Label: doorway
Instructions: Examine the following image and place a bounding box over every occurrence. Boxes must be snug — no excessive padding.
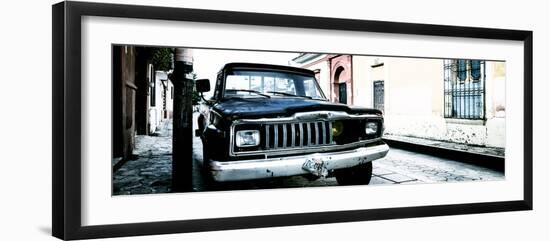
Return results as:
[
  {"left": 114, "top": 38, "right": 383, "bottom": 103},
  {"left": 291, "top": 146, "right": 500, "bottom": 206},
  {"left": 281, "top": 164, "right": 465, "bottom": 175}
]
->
[
  {"left": 338, "top": 83, "right": 347, "bottom": 104},
  {"left": 373, "top": 80, "right": 384, "bottom": 112}
]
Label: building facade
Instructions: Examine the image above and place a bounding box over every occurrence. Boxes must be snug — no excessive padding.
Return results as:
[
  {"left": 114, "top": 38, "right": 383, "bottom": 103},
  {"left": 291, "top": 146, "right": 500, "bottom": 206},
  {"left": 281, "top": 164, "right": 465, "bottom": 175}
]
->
[
  {"left": 292, "top": 54, "right": 506, "bottom": 148},
  {"left": 148, "top": 70, "right": 174, "bottom": 134},
  {"left": 112, "top": 45, "right": 137, "bottom": 160},
  {"left": 112, "top": 46, "right": 175, "bottom": 162}
]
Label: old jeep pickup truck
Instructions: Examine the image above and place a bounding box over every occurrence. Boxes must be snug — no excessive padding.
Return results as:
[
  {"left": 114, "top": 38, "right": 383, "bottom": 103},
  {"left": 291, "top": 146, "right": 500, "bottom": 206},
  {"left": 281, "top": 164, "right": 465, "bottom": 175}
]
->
[{"left": 195, "top": 62, "right": 389, "bottom": 185}]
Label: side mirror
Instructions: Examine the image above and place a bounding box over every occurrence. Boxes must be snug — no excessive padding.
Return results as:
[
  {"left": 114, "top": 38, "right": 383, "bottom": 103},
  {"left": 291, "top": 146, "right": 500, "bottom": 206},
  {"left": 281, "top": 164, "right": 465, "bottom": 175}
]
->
[{"left": 195, "top": 79, "right": 210, "bottom": 92}]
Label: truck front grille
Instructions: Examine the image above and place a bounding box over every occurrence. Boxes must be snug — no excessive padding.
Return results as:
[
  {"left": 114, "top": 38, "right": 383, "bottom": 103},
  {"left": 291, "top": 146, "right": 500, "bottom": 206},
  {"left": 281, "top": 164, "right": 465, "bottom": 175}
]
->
[{"left": 264, "top": 121, "right": 333, "bottom": 150}]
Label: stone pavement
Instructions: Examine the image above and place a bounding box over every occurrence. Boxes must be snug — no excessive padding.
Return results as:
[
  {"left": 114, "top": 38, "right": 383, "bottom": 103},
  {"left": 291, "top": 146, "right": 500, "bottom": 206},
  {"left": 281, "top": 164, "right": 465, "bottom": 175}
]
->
[
  {"left": 112, "top": 116, "right": 504, "bottom": 195},
  {"left": 383, "top": 134, "right": 505, "bottom": 157},
  {"left": 372, "top": 149, "right": 503, "bottom": 185},
  {"left": 112, "top": 121, "right": 173, "bottom": 195}
]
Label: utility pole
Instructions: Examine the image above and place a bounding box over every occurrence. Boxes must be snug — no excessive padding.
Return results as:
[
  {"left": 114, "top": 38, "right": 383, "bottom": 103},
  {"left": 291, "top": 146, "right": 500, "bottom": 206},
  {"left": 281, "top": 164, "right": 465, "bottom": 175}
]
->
[{"left": 171, "top": 48, "right": 194, "bottom": 192}]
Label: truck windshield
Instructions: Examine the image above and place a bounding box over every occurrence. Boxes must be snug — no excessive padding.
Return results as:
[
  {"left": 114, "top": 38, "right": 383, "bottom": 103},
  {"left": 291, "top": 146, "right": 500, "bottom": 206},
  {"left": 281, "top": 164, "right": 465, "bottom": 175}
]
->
[{"left": 224, "top": 70, "right": 326, "bottom": 100}]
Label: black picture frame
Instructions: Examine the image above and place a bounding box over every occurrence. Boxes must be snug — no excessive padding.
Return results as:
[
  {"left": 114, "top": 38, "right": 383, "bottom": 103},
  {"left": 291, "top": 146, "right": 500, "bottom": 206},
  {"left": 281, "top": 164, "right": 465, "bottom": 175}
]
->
[{"left": 52, "top": 1, "right": 533, "bottom": 240}]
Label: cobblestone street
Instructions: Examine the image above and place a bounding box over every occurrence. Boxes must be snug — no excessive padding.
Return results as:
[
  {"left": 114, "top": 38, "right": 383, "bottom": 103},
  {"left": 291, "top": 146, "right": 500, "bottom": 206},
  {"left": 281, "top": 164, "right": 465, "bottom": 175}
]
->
[
  {"left": 113, "top": 117, "right": 504, "bottom": 195},
  {"left": 113, "top": 121, "right": 173, "bottom": 195}
]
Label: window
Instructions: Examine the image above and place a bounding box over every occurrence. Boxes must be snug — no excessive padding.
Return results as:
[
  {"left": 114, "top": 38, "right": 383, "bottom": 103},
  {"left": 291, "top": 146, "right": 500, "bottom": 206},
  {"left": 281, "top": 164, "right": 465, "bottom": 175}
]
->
[
  {"left": 225, "top": 75, "right": 298, "bottom": 96},
  {"left": 373, "top": 80, "right": 384, "bottom": 112},
  {"left": 303, "top": 79, "right": 323, "bottom": 98},
  {"left": 444, "top": 59, "right": 485, "bottom": 119},
  {"left": 223, "top": 70, "right": 325, "bottom": 99}
]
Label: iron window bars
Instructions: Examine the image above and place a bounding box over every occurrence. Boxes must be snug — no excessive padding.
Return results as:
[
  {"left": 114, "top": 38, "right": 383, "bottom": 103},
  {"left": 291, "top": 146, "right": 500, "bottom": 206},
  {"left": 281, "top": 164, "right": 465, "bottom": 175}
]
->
[{"left": 444, "top": 59, "right": 486, "bottom": 119}]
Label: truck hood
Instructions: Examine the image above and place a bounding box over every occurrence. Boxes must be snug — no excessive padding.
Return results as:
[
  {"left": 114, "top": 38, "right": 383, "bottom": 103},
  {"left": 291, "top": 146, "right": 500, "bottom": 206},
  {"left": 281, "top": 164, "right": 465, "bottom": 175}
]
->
[{"left": 212, "top": 97, "right": 382, "bottom": 119}]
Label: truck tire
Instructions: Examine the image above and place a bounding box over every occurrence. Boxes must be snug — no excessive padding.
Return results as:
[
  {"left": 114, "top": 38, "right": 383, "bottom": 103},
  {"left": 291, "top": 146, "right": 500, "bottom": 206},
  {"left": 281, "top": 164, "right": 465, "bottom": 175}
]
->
[
  {"left": 201, "top": 142, "right": 210, "bottom": 172},
  {"left": 200, "top": 143, "right": 226, "bottom": 191},
  {"left": 335, "top": 162, "right": 373, "bottom": 185}
]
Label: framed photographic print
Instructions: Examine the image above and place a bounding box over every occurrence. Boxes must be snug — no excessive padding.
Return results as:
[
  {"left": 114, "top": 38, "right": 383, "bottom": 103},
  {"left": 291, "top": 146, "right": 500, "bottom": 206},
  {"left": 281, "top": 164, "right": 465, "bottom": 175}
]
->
[{"left": 52, "top": 1, "right": 533, "bottom": 240}]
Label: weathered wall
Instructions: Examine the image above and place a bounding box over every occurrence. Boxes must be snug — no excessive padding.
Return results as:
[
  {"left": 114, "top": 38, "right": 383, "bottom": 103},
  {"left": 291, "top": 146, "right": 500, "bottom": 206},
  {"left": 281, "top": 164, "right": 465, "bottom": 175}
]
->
[
  {"left": 166, "top": 80, "right": 174, "bottom": 118},
  {"left": 329, "top": 55, "right": 353, "bottom": 104},
  {"left": 112, "top": 46, "right": 136, "bottom": 160},
  {"left": 381, "top": 59, "right": 506, "bottom": 148},
  {"left": 485, "top": 62, "right": 506, "bottom": 147},
  {"left": 149, "top": 70, "right": 167, "bottom": 134},
  {"left": 350, "top": 56, "right": 506, "bottom": 148},
  {"left": 294, "top": 54, "right": 506, "bottom": 148},
  {"left": 302, "top": 56, "right": 331, "bottom": 99},
  {"left": 351, "top": 56, "right": 376, "bottom": 108}
]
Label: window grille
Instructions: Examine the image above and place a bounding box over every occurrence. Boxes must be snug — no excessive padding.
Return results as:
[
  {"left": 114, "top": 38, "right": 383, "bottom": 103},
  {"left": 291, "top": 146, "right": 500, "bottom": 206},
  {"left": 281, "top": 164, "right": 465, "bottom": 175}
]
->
[{"left": 443, "top": 59, "right": 485, "bottom": 119}]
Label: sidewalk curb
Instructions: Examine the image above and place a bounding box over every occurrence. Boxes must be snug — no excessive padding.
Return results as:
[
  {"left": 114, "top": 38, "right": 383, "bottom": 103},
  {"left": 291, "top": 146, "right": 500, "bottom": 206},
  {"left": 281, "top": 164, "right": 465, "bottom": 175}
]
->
[{"left": 382, "top": 138, "right": 504, "bottom": 173}]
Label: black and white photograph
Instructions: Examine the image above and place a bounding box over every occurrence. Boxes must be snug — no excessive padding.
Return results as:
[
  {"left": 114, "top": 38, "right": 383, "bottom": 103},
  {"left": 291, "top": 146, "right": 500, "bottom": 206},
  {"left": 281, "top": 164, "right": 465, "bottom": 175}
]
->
[
  {"left": 2, "top": 0, "right": 547, "bottom": 240},
  {"left": 112, "top": 46, "right": 506, "bottom": 195},
  {"left": 40, "top": 1, "right": 537, "bottom": 240}
]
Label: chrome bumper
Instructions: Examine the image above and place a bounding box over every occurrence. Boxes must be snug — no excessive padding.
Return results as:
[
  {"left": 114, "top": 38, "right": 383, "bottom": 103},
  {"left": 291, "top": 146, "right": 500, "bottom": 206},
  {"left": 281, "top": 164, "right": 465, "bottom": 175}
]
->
[{"left": 209, "top": 143, "right": 389, "bottom": 182}]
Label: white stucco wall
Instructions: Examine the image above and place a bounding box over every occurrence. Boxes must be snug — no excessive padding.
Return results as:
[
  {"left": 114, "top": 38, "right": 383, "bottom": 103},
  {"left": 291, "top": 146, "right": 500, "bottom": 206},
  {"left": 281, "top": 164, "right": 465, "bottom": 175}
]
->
[
  {"left": 485, "top": 62, "right": 507, "bottom": 147},
  {"left": 166, "top": 81, "right": 174, "bottom": 117},
  {"left": 294, "top": 54, "right": 506, "bottom": 148},
  {"left": 351, "top": 56, "right": 375, "bottom": 108},
  {"left": 351, "top": 57, "right": 506, "bottom": 148},
  {"left": 317, "top": 65, "right": 332, "bottom": 98},
  {"left": 297, "top": 55, "right": 331, "bottom": 98},
  {"left": 149, "top": 71, "right": 168, "bottom": 133}
]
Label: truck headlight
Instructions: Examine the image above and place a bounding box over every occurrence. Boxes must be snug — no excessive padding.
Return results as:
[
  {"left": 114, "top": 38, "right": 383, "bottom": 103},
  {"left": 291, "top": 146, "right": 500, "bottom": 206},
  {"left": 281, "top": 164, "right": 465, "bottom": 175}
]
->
[
  {"left": 332, "top": 121, "right": 344, "bottom": 137},
  {"left": 365, "top": 122, "right": 379, "bottom": 135},
  {"left": 236, "top": 130, "right": 260, "bottom": 147}
]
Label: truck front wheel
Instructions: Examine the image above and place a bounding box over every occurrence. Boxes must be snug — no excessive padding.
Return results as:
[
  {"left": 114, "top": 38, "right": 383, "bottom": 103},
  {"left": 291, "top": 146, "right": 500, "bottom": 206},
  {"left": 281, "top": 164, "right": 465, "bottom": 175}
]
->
[{"left": 334, "top": 162, "right": 373, "bottom": 186}]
